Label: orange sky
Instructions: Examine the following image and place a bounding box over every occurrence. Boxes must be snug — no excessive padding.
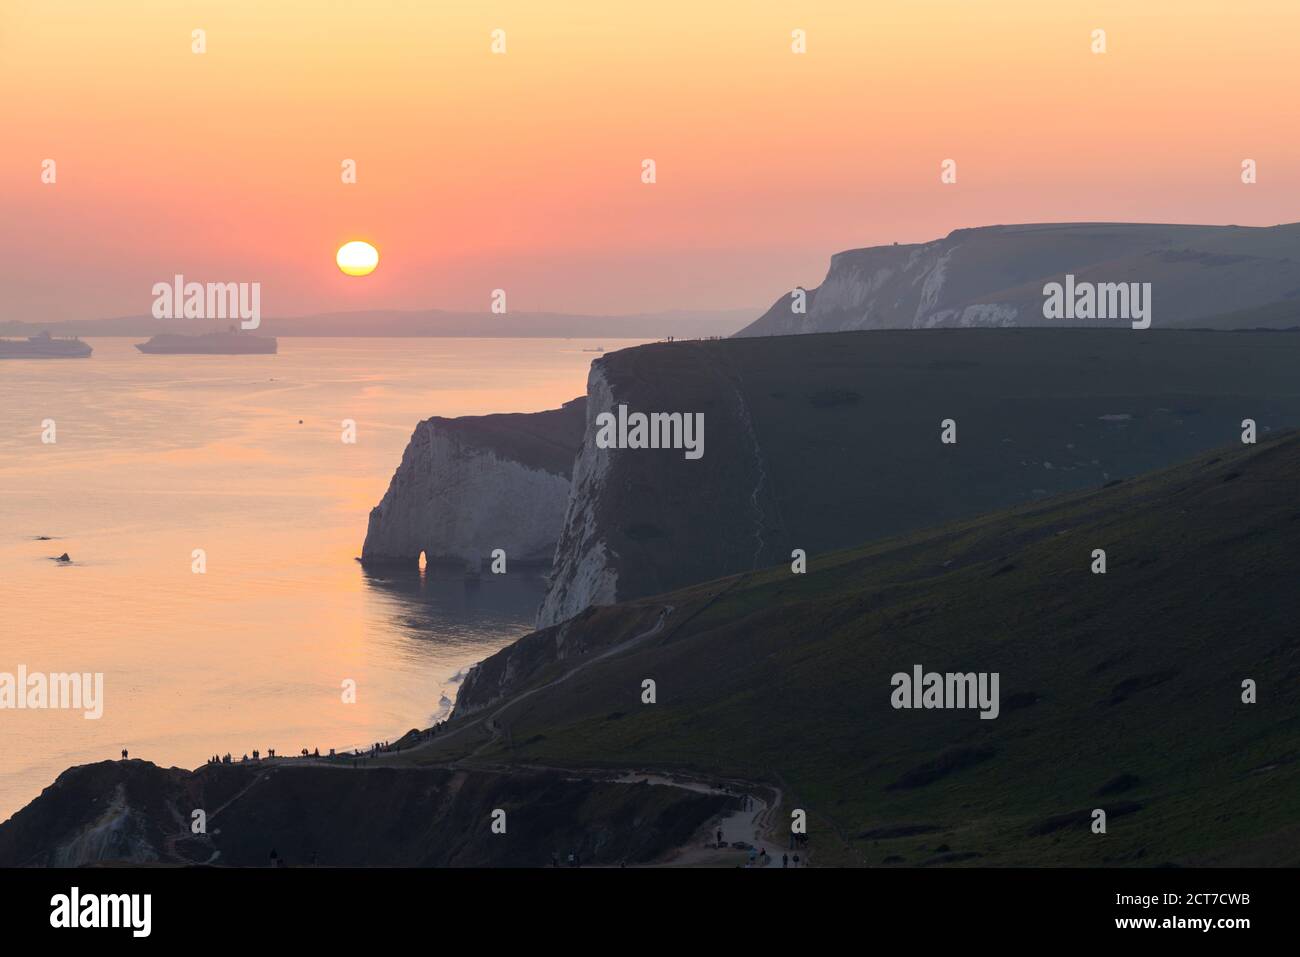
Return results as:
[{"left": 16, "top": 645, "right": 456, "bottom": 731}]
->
[{"left": 2, "top": 0, "right": 1298, "bottom": 321}]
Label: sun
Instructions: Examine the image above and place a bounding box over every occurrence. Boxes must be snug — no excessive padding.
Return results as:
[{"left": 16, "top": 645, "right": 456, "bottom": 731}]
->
[{"left": 336, "top": 240, "right": 379, "bottom": 277}]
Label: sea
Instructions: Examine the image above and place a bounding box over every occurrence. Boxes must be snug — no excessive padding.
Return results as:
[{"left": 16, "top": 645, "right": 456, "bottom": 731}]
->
[{"left": 0, "top": 337, "right": 638, "bottom": 820}]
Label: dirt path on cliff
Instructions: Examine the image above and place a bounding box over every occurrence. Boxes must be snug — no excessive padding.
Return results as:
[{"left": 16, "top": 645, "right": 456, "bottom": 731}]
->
[
  {"left": 469, "top": 602, "right": 675, "bottom": 757},
  {"left": 237, "top": 602, "right": 677, "bottom": 772},
  {"left": 195, "top": 597, "right": 807, "bottom": 866},
  {"left": 386, "top": 602, "right": 676, "bottom": 760},
  {"left": 214, "top": 598, "right": 668, "bottom": 772},
  {"left": 615, "top": 771, "right": 795, "bottom": 868},
  {"left": 386, "top": 574, "right": 742, "bottom": 765},
  {"left": 474, "top": 763, "right": 794, "bottom": 867}
]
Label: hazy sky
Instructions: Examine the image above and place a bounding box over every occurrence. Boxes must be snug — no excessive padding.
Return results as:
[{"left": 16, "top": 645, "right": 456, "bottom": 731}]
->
[{"left": 3, "top": 0, "right": 1297, "bottom": 321}]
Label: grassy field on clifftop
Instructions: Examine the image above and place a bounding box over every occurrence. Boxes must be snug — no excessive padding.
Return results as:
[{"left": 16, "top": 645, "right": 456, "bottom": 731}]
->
[
  {"left": 441, "top": 432, "right": 1300, "bottom": 867},
  {"left": 575, "top": 328, "right": 1300, "bottom": 614}
]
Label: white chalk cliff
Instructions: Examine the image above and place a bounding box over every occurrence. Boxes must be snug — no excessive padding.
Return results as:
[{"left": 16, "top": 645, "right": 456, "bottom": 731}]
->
[
  {"left": 362, "top": 399, "right": 586, "bottom": 568},
  {"left": 534, "top": 344, "right": 774, "bottom": 629},
  {"left": 736, "top": 221, "right": 1300, "bottom": 337},
  {"left": 535, "top": 365, "right": 620, "bottom": 626}
]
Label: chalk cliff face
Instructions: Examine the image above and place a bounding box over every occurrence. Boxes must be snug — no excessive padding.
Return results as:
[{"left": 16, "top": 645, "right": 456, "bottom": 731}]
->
[
  {"left": 362, "top": 398, "right": 586, "bottom": 568},
  {"left": 737, "top": 222, "right": 1300, "bottom": 337},
  {"left": 534, "top": 367, "right": 622, "bottom": 626},
  {"left": 537, "top": 328, "right": 1300, "bottom": 627},
  {"left": 536, "top": 348, "right": 778, "bottom": 628}
]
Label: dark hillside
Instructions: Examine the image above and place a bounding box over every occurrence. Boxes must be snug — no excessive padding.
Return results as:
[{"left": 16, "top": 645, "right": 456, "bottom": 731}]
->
[
  {"left": 468, "top": 432, "right": 1300, "bottom": 866},
  {"left": 543, "top": 327, "right": 1300, "bottom": 624}
]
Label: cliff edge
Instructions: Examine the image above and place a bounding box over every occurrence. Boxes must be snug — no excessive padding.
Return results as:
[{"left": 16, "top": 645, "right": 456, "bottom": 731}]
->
[
  {"left": 736, "top": 222, "right": 1300, "bottom": 337},
  {"left": 537, "top": 328, "right": 1300, "bottom": 627},
  {"left": 362, "top": 398, "right": 586, "bottom": 568}
]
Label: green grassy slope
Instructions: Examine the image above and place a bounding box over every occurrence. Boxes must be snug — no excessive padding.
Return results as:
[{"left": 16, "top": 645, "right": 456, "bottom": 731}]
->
[{"left": 451, "top": 432, "right": 1300, "bottom": 866}]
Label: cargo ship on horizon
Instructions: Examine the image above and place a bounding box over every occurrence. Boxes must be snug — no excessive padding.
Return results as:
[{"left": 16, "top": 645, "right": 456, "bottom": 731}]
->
[
  {"left": 0, "top": 331, "right": 92, "bottom": 359},
  {"left": 135, "top": 329, "right": 277, "bottom": 355}
]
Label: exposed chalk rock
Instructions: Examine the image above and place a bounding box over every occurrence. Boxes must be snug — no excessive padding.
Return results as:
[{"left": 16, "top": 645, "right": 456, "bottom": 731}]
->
[
  {"left": 737, "top": 221, "right": 1300, "bottom": 337},
  {"left": 536, "top": 345, "right": 772, "bottom": 628},
  {"left": 361, "top": 398, "right": 586, "bottom": 568},
  {"left": 537, "top": 329, "right": 1300, "bottom": 628},
  {"left": 535, "top": 366, "right": 622, "bottom": 626}
]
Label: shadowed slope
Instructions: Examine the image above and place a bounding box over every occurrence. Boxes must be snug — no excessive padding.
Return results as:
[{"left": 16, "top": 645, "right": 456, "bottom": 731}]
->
[{"left": 460, "top": 432, "right": 1300, "bottom": 866}]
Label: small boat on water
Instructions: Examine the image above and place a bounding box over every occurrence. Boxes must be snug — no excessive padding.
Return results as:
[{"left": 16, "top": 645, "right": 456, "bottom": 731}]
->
[
  {"left": 0, "top": 331, "right": 92, "bottom": 359},
  {"left": 136, "top": 328, "right": 277, "bottom": 355},
  {"left": 582, "top": 346, "right": 605, "bottom": 353}
]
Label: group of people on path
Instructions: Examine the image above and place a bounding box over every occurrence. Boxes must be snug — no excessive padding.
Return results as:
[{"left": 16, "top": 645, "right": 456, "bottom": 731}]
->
[
  {"left": 122, "top": 719, "right": 456, "bottom": 774},
  {"left": 744, "top": 846, "right": 802, "bottom": 868},
  {"left": 204, "top": 748, "right": 284, "bottom": 765},
  {"left": 715, "top": 792, "right": 808, "bottom": 867}
]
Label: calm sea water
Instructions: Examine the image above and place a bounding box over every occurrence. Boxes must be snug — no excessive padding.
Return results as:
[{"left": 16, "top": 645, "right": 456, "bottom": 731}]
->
[{"left": 0, "top": 337, "right": 636, "bottom": 820}]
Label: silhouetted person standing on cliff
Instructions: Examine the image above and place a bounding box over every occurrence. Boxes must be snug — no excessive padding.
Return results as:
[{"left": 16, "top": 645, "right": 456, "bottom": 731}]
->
[{"left": 120, "top": 749, "right": 128, "bottom": 760}]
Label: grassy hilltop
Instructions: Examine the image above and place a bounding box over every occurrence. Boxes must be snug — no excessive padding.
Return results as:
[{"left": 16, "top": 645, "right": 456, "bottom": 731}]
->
[
  {"left": 443, "top": 432, "right": 1300, "bottom": 866},
  {"left": 553, "top": 328, "right": 1300, "bottom": 617}
]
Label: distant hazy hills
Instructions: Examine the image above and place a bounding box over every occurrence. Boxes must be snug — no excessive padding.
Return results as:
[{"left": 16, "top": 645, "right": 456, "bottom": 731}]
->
[
  {"left": 16, "top": 222, "right": 1300, "bottom": 340},
  {"left": 0, "top": 308, "right": 754, "bottom": 339},
  {"left": 738, "top": 222, "right": 1300, "bottom": 336}
]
